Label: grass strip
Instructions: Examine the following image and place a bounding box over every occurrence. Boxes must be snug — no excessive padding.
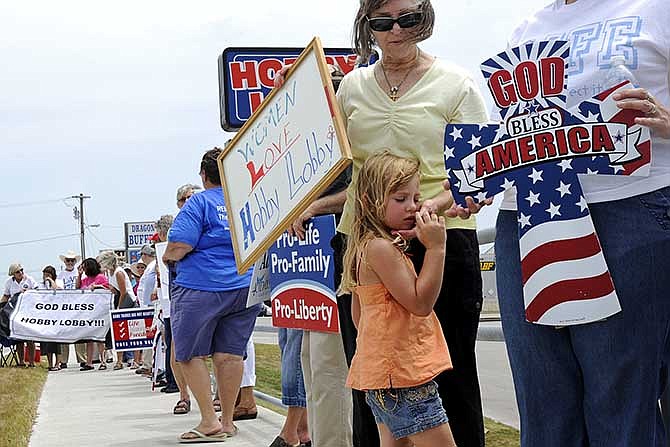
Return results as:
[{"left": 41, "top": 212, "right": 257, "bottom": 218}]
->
[
  {"left": 254, "top": 342, "right": 519, "bottom": 446},
  {"left": 0, "top": 362, "right": 48, "bottom": 447}
]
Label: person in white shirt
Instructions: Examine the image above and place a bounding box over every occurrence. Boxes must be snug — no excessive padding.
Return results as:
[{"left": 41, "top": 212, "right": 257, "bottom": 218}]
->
[
  {"left": 3, "top": 263, "right": 37, "bottom": 367},
  {"left": 57, "top": 250, "right": 82, "bottom": 368},
  {"left": 57, "top": 250, "right": 80, "bottom": 290}
]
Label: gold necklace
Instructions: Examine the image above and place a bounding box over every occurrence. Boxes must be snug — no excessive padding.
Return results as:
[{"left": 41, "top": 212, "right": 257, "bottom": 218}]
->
[{"left": 380, "top": 48, "right": 420, "bottom": 101}]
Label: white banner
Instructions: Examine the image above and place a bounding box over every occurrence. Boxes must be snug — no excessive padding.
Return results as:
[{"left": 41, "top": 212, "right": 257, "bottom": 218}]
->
[{"left": 9, "top": 290, "right": 113, "bottom": 343}]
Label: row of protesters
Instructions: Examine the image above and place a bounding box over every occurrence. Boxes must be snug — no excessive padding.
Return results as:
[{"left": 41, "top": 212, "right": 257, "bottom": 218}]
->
[
  {"left": 163, "top": 149, "right": 261, "bottom": 442},
  {"left": 273, "top": 2, "right": 487, "bottom": 445}
]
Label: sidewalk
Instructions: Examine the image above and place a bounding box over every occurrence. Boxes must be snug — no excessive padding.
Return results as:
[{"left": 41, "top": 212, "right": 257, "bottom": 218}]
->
[
  {"left": 29, "top": 321, "right": 519, "bottom": 446},
  {"left": 29, "top": 364, "right": 284, "bottom": 447}
]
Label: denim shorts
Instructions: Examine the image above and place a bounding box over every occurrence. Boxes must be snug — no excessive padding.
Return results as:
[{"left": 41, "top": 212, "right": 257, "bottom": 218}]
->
[
  {"left": 365, "top": 380, "right": 448, "bottom": 439},
  {"left": 278, "top": 328, "right": 306, "bottom": 407},
  {"left": 170, "top": 285, "right": 260, "bottom": 362}
]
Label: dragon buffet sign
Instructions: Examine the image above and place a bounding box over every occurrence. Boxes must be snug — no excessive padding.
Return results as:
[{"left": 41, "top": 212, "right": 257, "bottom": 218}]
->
[{"left": 445, "top": 40, "right": 651, "bottom": 326}]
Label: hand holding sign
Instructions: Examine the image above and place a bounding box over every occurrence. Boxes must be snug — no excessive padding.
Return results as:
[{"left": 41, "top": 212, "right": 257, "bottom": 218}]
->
[
  {"left": 613, "top": 88, "right": 670, "bottom": 139},
  {"left": 445, "top": 40, "right": 652, "bottom": 326}
]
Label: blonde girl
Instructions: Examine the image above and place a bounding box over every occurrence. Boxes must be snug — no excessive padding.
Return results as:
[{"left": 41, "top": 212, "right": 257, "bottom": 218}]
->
[{"left": 341, "top": 151, "right": 455, "bottom": 447}]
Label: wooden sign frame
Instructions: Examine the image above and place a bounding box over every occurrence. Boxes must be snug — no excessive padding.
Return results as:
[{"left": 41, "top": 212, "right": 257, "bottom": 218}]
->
[{"left": 217, "top": 36, "right": 352, "bottom": 274}]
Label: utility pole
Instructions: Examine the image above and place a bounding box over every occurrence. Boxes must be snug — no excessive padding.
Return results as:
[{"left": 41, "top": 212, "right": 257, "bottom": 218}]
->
[{"left": 71, "top": 193, "right": 91, "bottom": 258}]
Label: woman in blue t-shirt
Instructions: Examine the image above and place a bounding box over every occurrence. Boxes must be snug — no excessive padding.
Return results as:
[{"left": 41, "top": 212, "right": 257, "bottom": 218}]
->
[{"left": 163, "top": 148, "right": 259, "bottom": 443}]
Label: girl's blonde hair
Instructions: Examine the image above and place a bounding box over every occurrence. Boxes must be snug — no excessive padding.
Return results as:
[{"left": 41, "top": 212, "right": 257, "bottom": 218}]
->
[{"left": 339, "top": 150, "right": 420, "bottom": 294}]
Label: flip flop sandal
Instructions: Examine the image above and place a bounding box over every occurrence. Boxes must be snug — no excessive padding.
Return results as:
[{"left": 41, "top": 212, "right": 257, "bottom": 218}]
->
[
  {"left": 233, "top": 406, "right": 258, "bottom": 421},
  {"left": 98, "top": 363, "right": 107, "bottom": 370},
  {"left": 173, "top": 399, "right": 191, "bottom": 415},
  {"left": 113, "top": 362, "right": 123, "bottom": 370},
  {"left": 178, "top": 428, "right": 227, "bottom": 443},
  {"left": 222, "top": 425, "right": 238, "bottom": 438},
  {"left": 269, "top": 436, "right": 301, "bottom": 447}
]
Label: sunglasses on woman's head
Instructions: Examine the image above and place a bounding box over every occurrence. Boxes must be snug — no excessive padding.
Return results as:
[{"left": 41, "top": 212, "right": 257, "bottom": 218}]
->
[{"left": 366, "top": 12, "right": 422, "bottom": 32}]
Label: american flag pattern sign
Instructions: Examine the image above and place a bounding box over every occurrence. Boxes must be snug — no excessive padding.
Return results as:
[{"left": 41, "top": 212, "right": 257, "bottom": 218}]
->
[{"left": 445, "top": 41, "right": 651, "bottom": 325}]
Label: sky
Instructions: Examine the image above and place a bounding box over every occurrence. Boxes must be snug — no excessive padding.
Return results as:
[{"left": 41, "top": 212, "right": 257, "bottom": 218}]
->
[{"left": 0, "top": 0, "right": 542, "bottom": 278}]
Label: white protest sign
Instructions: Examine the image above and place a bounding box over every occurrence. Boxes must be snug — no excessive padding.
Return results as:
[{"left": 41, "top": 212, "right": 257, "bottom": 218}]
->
[
  {"left": 154, "top": 241, "right": 171, "bottom": 315},
  {"left": 217, "top": 36, "right": 351, "bottom": 273},
  {"left": 10, "top": 290, "right": 113, "bottom": 342},
  {"left": 247, "top": 252, "right": 270, "bottom": 308}
]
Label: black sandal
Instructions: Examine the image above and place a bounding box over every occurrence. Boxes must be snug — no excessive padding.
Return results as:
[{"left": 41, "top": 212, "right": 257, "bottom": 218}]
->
[{"left": 173, "top": 399, "right": 191, "bottom": 415}]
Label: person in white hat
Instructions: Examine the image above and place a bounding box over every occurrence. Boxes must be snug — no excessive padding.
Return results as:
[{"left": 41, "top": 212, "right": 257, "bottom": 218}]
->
[
  {"left": 57, "top": 250, "right": 81, "bottom": 290},
  {"left": 57, "top": 250, "right": 83, "bottom": 368},
  {"left": 2, "top": 263, "right": 37, "bottom": 367}
]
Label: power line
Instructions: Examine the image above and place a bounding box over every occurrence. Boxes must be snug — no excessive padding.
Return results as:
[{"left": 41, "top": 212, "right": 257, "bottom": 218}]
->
[
  {"left": 0, "top": 197, "right": 71, "bottom": 209},
  {"left": 86, "top": 226, "right": 118, "bottom": 249},
  {"left": 0, "top": 233, "right": 79, "bottom": 248}
]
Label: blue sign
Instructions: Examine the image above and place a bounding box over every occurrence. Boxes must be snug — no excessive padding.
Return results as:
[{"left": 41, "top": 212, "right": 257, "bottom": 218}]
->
[
  {"left": 268, "top": 214, "right": 338, "bottom": 332},
  {"left": 218, "top": 46, "right": 377, "bottom": 131}
]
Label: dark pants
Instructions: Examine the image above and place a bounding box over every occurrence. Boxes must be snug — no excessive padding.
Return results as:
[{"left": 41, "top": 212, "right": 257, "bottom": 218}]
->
[
  {"left": 334, "top": 229, "right": 485, "bottom": 447},
  {"left": 410, "top": 229, "right": 485, "bottom": 447},
  {"left": 164, "top": 317, "right": 175, "bottom": 387},
  {"left": 332, "top": 233, "right": 379, "bottom": 447}
]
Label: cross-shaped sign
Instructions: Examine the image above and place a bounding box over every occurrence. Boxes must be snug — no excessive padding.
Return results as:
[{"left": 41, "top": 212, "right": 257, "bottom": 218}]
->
[{"left": 445, "top": 40, "right": 651, "bottom": 325}]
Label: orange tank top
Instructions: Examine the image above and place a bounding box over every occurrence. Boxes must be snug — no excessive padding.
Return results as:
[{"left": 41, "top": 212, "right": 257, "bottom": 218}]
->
[{"left": 346, "top": 253, "right": 452, "bottom": 391}]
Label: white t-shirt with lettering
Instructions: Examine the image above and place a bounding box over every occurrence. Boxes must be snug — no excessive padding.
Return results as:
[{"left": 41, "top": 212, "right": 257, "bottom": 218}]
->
[
  {"left": 501, "top": 0, "right": 670, "bottom": 210},
  {"left": 57, "top": 268, "right": 78, "bottom": 290}
]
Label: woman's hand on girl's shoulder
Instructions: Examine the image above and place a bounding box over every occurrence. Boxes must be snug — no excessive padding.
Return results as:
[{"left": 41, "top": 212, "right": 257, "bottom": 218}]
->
[{"left": 415, "top": 210, "right": 446, "bottom": 251}]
